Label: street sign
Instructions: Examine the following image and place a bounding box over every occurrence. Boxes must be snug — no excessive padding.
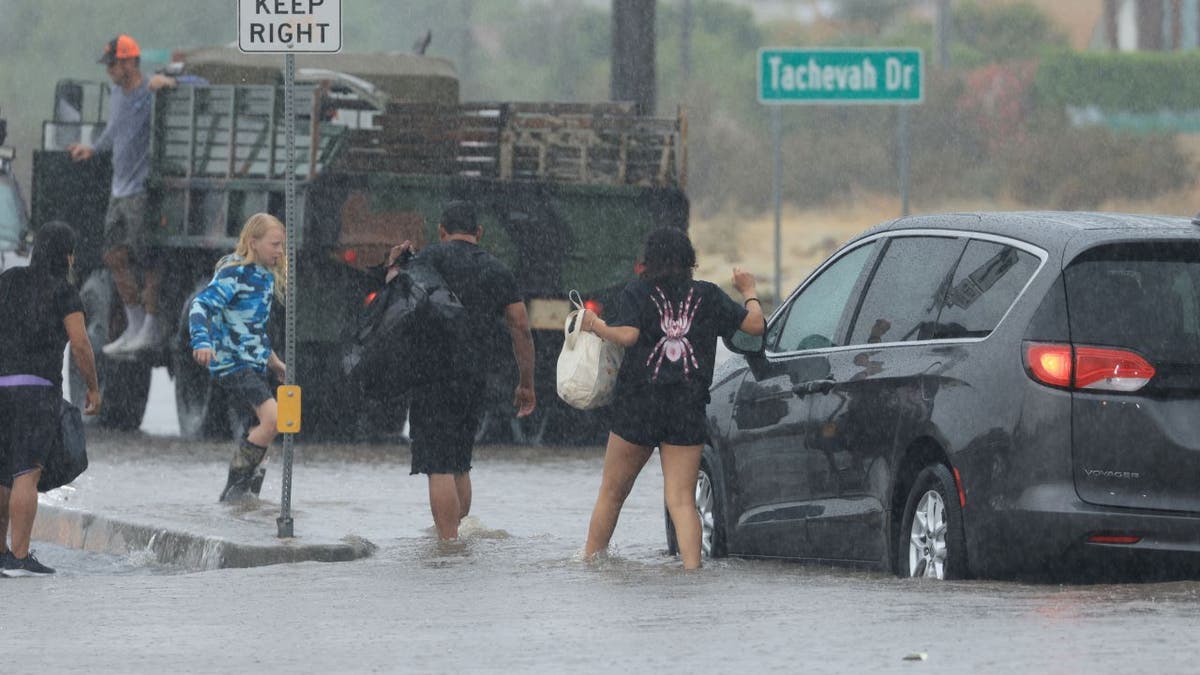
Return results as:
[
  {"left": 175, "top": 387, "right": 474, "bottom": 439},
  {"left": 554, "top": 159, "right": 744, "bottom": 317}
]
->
[
  {"left": 758, "top": 48, "right": 923, "bottom": 104},
  {"left": 238, "top": 0, "right": 342, "bottom": 53}
]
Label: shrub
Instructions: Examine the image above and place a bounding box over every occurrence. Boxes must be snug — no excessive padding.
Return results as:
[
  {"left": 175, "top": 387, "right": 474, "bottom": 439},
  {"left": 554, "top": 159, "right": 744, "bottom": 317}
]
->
[
  {"left": 1003, "top": 118, "right": 1193, "bottom": 209},
  {"left": 1036, "top": 51, "right": 1200, "bottom": 112}
]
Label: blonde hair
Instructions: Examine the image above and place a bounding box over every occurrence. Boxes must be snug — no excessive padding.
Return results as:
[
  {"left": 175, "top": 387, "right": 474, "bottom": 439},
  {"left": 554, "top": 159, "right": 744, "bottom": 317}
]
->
[{"left": 221, "top": 213, "right": 288, "bottom": 301}]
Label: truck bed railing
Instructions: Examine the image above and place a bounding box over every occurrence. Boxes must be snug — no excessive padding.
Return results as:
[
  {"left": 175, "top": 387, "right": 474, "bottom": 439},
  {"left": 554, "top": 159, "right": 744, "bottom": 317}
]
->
[
  {"left": 335, "top": 101, "right": 686, "bottom": 188},
  {"left": 150, "top": 84, "right": 686, "bottom": 189},
  {"left": 152, "top": 84, "right": 345, "bottom": 181}
]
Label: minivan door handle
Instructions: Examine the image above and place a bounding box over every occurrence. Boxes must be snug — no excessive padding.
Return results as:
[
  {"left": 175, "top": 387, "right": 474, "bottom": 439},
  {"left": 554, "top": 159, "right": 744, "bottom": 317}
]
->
[{"left": 793, "top": 379, "right": 836, "bottom": 397}]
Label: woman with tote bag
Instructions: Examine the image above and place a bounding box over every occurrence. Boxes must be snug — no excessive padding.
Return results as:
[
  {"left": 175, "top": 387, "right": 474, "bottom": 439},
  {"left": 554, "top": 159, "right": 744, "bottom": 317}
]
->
[
  {"left": 0, "top": 222, "right": 101, "bottom": 577},
  {"left": 578, "top": 227, "right": 765, "bottom": 570}
]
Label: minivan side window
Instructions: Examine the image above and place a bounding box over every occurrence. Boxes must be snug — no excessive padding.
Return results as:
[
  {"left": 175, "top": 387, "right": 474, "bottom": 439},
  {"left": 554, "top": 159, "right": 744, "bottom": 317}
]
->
[
  {"left": 768, "top": 242, "right": 876, "bottom": 353},
  {"left": 847, "top": 236, "right": 964, "bottom": 345},
  {"left": 931, "top": 240, "right": 1039, "bottom": 339}
]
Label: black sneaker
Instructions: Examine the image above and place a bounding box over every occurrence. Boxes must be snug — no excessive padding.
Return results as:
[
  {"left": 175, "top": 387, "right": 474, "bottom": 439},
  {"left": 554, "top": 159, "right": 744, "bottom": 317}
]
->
[{"left": 2, "top": 551, "right": 56, "bottom": 577}]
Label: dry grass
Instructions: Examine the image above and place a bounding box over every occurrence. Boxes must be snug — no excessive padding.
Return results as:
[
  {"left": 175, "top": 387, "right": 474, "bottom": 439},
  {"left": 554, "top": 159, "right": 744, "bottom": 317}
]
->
[{"left": 691, "top": 185, "right": 1200, "bottom": 304}]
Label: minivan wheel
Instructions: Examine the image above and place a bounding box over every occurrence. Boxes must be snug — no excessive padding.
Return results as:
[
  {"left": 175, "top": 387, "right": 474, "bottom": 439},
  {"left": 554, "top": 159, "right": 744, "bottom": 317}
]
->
[
  {"left": 665, "top": 458, "right": 726, "bottom": 558},
  {"left": 898, "top": 464, "right": 967, "bottom": 580}
]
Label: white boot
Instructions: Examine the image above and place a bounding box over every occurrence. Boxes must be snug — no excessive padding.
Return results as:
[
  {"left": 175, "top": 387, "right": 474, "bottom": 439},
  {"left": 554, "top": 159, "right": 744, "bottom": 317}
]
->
[
  {"left": 102, "top": 306, "right": 145, "bottom": 356},
  {"left": 121, "top": 313, "right": 165, "bottom": 353}
]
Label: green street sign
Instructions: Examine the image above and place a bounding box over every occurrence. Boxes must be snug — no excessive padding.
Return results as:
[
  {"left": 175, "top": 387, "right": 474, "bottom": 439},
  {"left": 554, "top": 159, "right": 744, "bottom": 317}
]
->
[{"left": 758, "top": 48, "right": 923, "bottom": 104}]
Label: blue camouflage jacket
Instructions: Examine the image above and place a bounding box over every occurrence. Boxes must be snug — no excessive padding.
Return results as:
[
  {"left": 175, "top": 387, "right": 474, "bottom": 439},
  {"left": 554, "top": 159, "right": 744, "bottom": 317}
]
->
[{"left": 188, "top": 256, "right": 275, "bottom": 376}]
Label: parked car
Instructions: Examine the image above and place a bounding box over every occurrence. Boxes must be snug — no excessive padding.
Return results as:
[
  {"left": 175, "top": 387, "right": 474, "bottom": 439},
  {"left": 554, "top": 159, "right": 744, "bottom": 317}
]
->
[
  {"left": 0, "top": 109, "right": 30, "bottom": 267},
  {"left": 669, "top": 212, "right": 1200, "bottom": 579}
]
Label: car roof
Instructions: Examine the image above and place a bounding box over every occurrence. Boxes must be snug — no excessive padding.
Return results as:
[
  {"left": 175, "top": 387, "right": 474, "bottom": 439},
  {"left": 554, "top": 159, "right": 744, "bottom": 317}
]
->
[{"left": 850, "top": 211, "right": 1199, "bottom": 254}]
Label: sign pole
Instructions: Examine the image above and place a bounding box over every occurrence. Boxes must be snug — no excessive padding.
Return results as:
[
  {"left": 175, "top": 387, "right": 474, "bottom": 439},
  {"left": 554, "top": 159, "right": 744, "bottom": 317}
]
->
[
  {"left": 278, "top": 51, "right": 297, "bottom": 539},
  {"left": 237, "top": 0, "right": 341, "bottom": 539},
  {"left": 898, "top": 106, "right": 910, "bottom": 217},
  {"left": 771, "top": 105, "right": 782, "bottom": 305}
]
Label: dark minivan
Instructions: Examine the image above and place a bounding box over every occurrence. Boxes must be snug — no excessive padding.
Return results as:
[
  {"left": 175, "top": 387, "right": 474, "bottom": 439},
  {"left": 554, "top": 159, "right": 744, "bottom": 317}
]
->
[{"left": 675, "top": 212, "right": 1200, "bottom": 579}]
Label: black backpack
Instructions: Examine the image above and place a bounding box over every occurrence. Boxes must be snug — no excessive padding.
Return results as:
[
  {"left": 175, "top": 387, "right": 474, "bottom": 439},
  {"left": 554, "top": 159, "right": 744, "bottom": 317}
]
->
[{"left": 342, "top": 259, "right": 465, "bottom": 398}]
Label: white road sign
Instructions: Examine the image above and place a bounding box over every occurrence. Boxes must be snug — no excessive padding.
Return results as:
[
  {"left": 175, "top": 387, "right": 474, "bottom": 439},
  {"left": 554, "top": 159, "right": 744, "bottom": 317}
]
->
[{"left": 238, "top": 0, "right": 342, "bottom": 53}]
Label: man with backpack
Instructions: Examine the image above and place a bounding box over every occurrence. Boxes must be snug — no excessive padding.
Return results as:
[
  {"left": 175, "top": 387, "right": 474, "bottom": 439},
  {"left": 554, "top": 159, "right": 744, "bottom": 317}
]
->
[{"left": 386, "top": 201, "right": 536, "bottom": 540}]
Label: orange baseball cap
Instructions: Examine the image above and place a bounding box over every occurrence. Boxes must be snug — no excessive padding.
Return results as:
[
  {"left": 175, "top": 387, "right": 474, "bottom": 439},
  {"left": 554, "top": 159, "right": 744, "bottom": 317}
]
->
[{"left": 98, "top": 35, "right": 140, "bottom": 65}]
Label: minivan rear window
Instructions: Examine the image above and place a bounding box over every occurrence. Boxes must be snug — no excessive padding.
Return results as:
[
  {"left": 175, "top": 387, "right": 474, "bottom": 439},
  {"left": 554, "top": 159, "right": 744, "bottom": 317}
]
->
[{"left": 1065, "top": 242, "right": 1200, "bottom": 365}]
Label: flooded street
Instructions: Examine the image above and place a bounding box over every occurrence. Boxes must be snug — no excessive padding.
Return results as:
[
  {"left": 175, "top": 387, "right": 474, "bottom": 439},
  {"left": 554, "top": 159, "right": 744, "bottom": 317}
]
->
[{"left": 7, "top": 419, "right": 1200, "bottom": 673}]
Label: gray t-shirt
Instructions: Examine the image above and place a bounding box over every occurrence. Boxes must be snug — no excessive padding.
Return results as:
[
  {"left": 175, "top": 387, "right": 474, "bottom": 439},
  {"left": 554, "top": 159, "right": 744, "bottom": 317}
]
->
[{"left": 93, "top": 78, "right": 152, "bottom": 198}]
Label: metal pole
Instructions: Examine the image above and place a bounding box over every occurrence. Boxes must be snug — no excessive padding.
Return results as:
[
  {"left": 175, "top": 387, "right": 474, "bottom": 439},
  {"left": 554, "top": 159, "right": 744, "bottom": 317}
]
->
[
  {"left": 278, "top": 53, "right": 297, "bottom": 539},
  {"left": 771, "top": 105, "right": 782, "bottom": 304},
  {"left": 897, "top": 106, "right": 910, "bottom": 217},
  {"left": 935, "top": 0, "right": 951, "bottom": 69}
]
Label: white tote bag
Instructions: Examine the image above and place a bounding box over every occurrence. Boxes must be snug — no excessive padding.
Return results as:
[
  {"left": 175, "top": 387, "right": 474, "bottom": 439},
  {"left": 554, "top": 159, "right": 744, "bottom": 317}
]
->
[{"left": 556, "top": 291, "right": 624, "bottom": 410}]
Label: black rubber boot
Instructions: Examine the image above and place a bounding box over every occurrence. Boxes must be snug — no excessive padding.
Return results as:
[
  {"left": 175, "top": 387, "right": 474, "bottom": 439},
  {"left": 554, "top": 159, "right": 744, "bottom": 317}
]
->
[
  {"left": 249, "top": 456, "right": 268, "bottom": 496},
  {"left": 218, "top": 465, "right": 255, "bottom": 502},
  {"left": 219, "top": 438, "right": 268, "bottom": 502}
]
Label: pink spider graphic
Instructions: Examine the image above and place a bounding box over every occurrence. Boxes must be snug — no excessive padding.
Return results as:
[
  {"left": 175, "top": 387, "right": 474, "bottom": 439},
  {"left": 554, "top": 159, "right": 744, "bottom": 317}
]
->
[{"left": 647, "top": 286, "right": 702, "bottom": 381}]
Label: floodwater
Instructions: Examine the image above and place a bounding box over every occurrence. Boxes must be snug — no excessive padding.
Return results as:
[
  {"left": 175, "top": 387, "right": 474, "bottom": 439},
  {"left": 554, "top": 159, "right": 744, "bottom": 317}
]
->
[
  {"left": 5, "top": 369, "right": 1196, "bottom": 671},
  {"left": 9, "top": 425, "right": 1200, "bottom": 672}
]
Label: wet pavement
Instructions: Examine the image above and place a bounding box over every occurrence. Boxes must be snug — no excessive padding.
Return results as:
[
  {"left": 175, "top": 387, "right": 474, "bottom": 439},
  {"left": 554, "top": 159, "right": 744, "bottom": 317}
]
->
[{"left": 6, "top": 429, "right": 1200, "bottom": 672}]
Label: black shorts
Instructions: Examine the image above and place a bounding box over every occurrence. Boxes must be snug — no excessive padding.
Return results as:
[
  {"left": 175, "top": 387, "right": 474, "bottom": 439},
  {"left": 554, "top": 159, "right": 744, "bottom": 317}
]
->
[
  {"left": 609, "top": 384, "right": 708, "bottom": 448},
  {"left": 408, "top": 377, "right": 485, "bottom": 475},
  {"left": 0, "top": 384, "right": 59, "bottom": 488},
  {"left": 216, "top": 369, "right": 274, "bottom": 412}
]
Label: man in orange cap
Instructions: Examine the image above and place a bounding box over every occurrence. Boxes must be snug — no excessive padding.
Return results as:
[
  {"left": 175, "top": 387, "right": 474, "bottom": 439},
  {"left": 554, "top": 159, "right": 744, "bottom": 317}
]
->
[{"left": 67, "top": 35, "right": 184, "bottom": 355}]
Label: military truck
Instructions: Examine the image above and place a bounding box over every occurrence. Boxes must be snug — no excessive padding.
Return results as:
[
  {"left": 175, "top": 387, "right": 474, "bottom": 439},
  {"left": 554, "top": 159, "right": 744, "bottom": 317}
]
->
[{"left": 30, "top": 48, "right": 688, "bottom": 443}]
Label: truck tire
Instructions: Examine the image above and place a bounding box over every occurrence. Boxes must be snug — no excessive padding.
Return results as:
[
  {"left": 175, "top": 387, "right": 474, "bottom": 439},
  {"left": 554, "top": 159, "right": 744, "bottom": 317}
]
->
[
  {"left": 174, "top": 281, "right": 241, "bottom": 440},
  {"left": 69, "top": 269, "right": 151, "bottom": 431}
]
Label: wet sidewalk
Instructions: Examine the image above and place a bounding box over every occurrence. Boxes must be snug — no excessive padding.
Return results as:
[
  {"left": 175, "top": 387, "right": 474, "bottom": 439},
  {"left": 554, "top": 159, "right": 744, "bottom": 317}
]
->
[{"left": 33, "top": 429, "right": 614, "bottom": 571}]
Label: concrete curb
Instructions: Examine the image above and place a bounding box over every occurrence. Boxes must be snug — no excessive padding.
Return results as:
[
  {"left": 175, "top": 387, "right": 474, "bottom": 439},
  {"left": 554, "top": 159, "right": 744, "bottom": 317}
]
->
[{"left": 33, "top": 504, "right": 377, "bottom": 570}]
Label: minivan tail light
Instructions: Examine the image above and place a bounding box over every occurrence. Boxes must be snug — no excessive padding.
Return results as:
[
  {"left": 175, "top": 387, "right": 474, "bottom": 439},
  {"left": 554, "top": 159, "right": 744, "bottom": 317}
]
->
[
  {"left": 1024, "top": 343, "right": 1155, "bottom": 392},
  {"left": 1074, "top": 346, "right": 1155, "bottom": 392},
  {"left": 1025, "top": 343, "right": 1072, "bottom": 388}
]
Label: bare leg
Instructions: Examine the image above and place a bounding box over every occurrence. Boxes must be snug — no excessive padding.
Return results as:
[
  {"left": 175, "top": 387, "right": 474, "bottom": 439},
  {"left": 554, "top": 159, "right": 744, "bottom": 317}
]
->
[
  {"left": 455, "top": 472, "right": 472, "bottom": 521},
  {"left": 585, "top": 433, "right": 653, "bottom": 559},
  {"left": 660, "top": 444, "right": 703, "bottom": 570},
  {"left": 220, "top": 398, "right": 278, "bottom": 502},
  {"left": 0, "top": 485, "right": 10, "bottom": 554},
  {"left": 246, "top": 397, "right": 279, "bottom": 448},
  {"left": 141, "top": 263, "right": 163, "bottom": 316},
  {"left": 103, "top": 246, "right": 140, "bottom": 309},
  {"left": 8, "top": 470, "right": 41, "bottom": 559},
  {"left": 428, "top": 474, "right": 461, "bottom": 539}
]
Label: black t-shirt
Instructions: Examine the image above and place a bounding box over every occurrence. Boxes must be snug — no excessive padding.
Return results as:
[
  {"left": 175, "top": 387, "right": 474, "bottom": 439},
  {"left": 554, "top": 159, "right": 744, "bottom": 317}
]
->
[
  {"left": 416, "top": 240, "right": 522, "bottom": 372},
  {"left": 0, "top": 267, "right": 85, "bottom": 389},
  {"left": 610, "top": 278, "right": 748, "bottom": 399}
]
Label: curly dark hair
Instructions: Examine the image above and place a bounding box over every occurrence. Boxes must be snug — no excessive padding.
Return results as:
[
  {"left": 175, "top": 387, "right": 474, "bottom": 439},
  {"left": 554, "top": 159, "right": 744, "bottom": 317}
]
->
[
  {"left": 29, "top": 221, "right": 76, "bottom": 280},
  {"left": 640, "top": 227, "right": 695, "bottom": 284}
]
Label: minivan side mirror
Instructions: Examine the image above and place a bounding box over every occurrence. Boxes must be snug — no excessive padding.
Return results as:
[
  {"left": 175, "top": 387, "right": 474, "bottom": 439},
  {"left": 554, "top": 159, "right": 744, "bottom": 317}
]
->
[{"left": 725, "top": 330, "right": 765, "bottom": 356}]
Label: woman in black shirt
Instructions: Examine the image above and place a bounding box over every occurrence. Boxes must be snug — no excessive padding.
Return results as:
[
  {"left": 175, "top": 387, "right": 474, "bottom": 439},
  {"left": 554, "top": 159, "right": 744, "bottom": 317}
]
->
[
  {"left": 0, "top": 222, "right": 101, "bottom": 577},
  {"left": 580, "top": 227, "right": 765, "bottom": 569}
]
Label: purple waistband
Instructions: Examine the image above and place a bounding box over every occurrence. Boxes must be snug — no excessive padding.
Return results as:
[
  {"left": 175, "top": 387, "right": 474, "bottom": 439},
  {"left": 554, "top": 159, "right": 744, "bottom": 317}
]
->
[{"left": 0, "top": 374, "right": 53, "bottom": 387}]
